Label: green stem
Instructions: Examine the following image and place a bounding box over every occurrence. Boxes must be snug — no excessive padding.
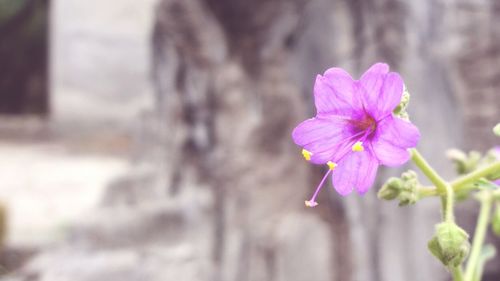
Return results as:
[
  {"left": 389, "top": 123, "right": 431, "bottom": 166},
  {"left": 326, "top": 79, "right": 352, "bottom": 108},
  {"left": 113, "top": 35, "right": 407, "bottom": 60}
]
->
[
  {"left": 410, "top": 149, "right": 448, "bottom": 193},
  {"left": 417, "top": 161, "right": 500, "bottom": 198},
  {"left": 451, "top": 266, "right": 464, "bottom": 281},
  {"left": 411, "top": 149, "right": 455, "bottom": 222},
  {"left": 464, "top": 193, "right": 493, "bottom": 281},
  {"left": 417, "top": 186, "right": 438, "bottom": 198},
  {"left": 453, "top": 162, "right": 500, "bottom": 192},
  {"left": 418, "top": 185, "right": 478, "bottom": 198}
]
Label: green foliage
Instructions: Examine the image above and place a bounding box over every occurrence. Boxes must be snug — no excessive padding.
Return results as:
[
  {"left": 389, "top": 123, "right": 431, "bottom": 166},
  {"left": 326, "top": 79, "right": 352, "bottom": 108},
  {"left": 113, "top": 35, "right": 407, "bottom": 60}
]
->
[{"left": 474, "top": 179, "right": 499, "bottom": 191}]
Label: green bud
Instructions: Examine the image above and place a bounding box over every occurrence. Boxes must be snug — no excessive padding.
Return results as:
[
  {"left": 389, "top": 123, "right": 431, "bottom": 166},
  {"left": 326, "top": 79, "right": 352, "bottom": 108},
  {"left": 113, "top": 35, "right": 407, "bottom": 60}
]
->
[
  {"left": 378, "top": 177, "right": 402, "bottom": 200},
  {"left": 398, "top": 189, "right": 418, "bottom": 206},
  {"left": 446, "top": 149, "right": 481, "bottom": 175},
  {"left": 484, "top": 148, "right": 500, "bottom": 164},
  {"left": 378, "top": 170, "right": 419, "bottom": 206},
  {"left": 484, "top": 148, "right": 500, "bottom": 178},
  {"left": 401, "top": 170, "right": 417, "bottom": 181},
  {"left": 398, "top": 170, "right": 418, "bottom": 206},
  {"left": 492, "top": 206, "right": 500, "bottom": 237},
  {"left": 393, "top": 85, "right": 410, "bottom": 120},
  {"left": 428, "top": 222, "right": 470, "bottom": 267},
  {"left": 493, "top": 123, "right": 500, "bottom": 137}
]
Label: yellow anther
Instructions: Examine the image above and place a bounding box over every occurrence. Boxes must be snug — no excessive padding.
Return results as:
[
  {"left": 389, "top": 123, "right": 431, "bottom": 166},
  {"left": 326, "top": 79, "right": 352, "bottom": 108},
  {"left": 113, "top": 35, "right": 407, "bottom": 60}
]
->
[
  {"left": 327, "top": 161, "right": 337, "bottom": 170},
  {"left": 302, "top": 149, "right": 312, "bottom": 161},
  {"left": 352, "top": 141, "right": 364, "bottom": 152},
  {"left": 305, "top": 200, "right": 318, "bottom": 207}
]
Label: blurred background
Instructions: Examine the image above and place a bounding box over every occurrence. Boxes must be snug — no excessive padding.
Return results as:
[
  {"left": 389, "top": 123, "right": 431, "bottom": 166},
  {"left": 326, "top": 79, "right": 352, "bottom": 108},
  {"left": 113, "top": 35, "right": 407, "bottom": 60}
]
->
[{"left": 0, "top": 0, "right": 499, "bottom": 280}]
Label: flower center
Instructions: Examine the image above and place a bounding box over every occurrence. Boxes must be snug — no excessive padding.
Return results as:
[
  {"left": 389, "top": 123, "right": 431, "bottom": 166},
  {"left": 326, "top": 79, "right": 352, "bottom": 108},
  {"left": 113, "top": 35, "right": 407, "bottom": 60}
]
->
[{"left": 352, "top": 115, "right": 376, "bottom": 133}]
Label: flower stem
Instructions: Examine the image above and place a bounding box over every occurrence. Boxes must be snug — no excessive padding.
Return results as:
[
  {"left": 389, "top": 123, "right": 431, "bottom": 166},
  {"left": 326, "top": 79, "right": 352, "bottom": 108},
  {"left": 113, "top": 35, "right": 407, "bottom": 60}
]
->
[
  {"left": 452, "top": 161, "right": 500, "bottom": 192},
  {"left": 410, "top": 149, "right": 448, "bottom": 193},
  {"left": 417, "top": 161, "right": 500, "bottom": 198},
  {"left": 410, "top": 149, "right": 455, "bottom": 222},
  {"left": 417, "top": 186, "right": 436, "bottom": 198},
  {"left": 451, "top": 266, "right": 464, "bottom": 281},
  {"left": 464, "top": 192, "right": 493, "bottom": 281}
]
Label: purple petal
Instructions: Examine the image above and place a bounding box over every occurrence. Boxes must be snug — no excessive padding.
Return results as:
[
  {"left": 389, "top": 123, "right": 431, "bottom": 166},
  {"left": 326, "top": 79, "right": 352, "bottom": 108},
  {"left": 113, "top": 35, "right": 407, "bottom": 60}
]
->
[
  {"left": 314, "top": 68, "right": 361, "bottom": 117},
  {"left": 292, "top": 116, "right": 356, "bottom": 164},
  {"left": 331, "top": 148, "right": 379, "bottom": 195},
  {"left": 370, "top": 116, "right": 421, "bottom": 166},
  {"left": 359, "top": 63, "right": 403, "bottom": 120}
]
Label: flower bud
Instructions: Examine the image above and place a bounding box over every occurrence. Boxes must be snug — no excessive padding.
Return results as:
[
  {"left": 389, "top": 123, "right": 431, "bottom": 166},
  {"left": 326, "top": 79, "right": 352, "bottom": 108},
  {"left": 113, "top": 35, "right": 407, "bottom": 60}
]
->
[
  {"left": 397, "top": 188, "right": 418, "bottom": 206},
  {"left": 492, "top": 206, "right": 500, "bottom": 237},
  {"left": 493, "top": 123, "right": 500, "bottom": 137},
  {"left": 398, "top": 170, "right": 418, "bottom": 206},
  {"left": 401, "top": 170, "right": 416, "bottom": 181},
  {"left": 393, "top": 85, "right": 410, "bottom": 120},
  {"left": 378, "top": 170, "right": 419, "bottom": 206},
  {"left": 483, "top": 148, "right": 500, "bottom": 181},
  {"left": 428, "top": 222, "right": 470, "bottom": 267},
  {"left": 377, "top": 177, "right": 402, "bottom": 200},
  {"left": 446, "top": 149, "right": 481, "bottom": 175}
]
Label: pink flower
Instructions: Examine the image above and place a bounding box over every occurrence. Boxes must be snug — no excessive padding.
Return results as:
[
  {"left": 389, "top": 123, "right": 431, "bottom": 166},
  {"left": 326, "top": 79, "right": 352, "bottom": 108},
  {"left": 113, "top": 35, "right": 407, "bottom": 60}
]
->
[{"left": 292, "top": 63, "right": 420, "bottom": 207}]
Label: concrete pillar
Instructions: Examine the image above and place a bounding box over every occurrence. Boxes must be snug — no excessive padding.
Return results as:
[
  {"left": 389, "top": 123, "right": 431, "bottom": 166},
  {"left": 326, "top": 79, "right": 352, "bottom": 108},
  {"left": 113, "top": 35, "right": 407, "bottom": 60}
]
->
[{"left": 50, "top": 0, "right": 158, "bottom": 131}]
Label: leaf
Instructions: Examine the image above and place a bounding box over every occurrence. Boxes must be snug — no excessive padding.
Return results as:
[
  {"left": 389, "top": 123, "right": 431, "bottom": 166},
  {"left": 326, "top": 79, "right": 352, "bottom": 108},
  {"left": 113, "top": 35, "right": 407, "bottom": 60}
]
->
[{"left": 474, "top": 179, "right": 499, "bottom": 191}]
